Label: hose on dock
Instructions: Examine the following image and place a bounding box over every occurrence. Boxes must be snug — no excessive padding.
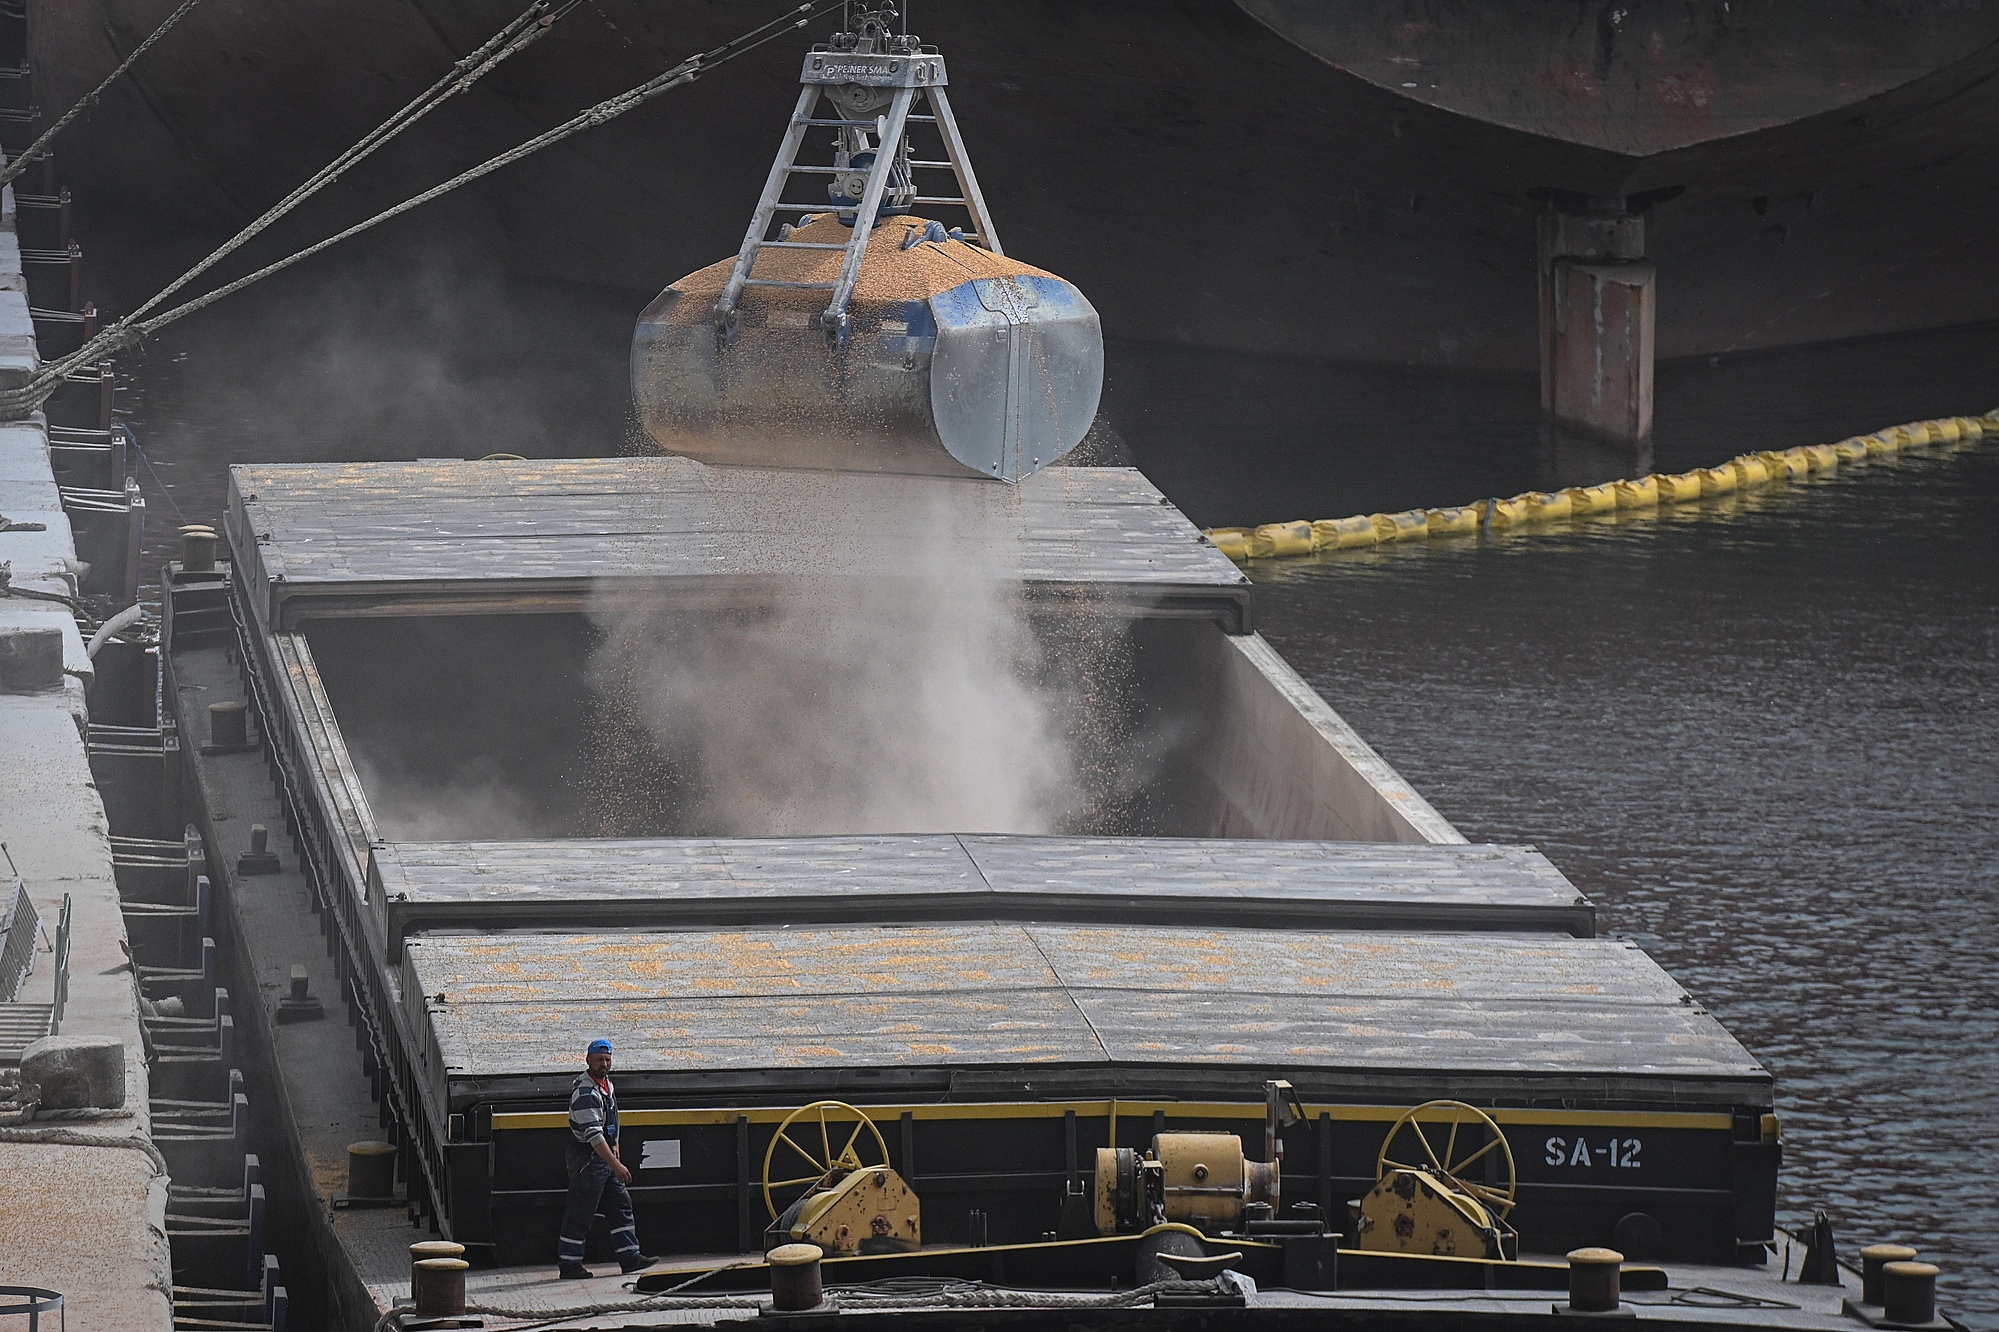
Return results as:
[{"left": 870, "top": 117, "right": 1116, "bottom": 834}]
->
[{"left": 1203, "top": 412, "right": 1999, "bottom": 562}]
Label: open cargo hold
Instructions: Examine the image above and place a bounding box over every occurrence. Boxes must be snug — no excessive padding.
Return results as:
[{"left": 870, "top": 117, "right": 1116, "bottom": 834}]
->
[{"left": 224, "top": 459, "right": 1458, "bottom": 845}]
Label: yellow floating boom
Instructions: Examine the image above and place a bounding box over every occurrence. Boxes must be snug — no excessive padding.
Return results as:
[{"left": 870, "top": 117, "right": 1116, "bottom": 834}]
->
[{"left": 1204, "top": 413, "right": 1996, "bottom": 562}]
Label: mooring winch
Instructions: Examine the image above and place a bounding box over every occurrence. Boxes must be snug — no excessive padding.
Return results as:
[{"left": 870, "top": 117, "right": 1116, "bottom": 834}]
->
[
  {"left": 1092, "top": 1081, "right": 1305, "bottom": 1236},
  {"left": 631, "top": 2, "right": 1104, "bottom": 482},
  {"left": 762, "top": 1100, "right": 921, "bottom": 1257},
  {"left": 1352, "top": 1099, "right": 1520, "bottom": 1260}
]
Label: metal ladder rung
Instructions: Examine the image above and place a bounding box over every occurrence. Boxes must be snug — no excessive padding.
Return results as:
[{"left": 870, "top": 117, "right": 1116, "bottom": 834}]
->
[
  {"left": 769, "top": 202, "right": 834, "bottom": 211},
  {"left": 757, "top": 240, "right": 848, "bottom": 250},
  {"left": 783, "top": 165, "right": 844, "bottom": 174},
  {"left": 909, "top": 161, "right": 955, "bottom": 169},
  {"left": 798, "top": 118, "right": 882, "bottom": 127},
  {"left": 913, "top": 197, "right": 970, "bottom": 206},
  {"left": 907, "top": 115, "right": 938, "bottom": 122},
  {"left": 742, "top": 279, "right": 839, "bottom": 289}
]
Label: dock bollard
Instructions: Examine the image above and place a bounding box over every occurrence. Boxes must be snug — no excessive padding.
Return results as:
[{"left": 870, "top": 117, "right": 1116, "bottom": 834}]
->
[
  {"left": 1861, "top": 1244, "right": 1919, "bottom": 1305},
  {"left": 1566, "top": 1248, "right": 1626, "bottom": 1314},
  {"left": 1881, "top": 1261, "right": 1939, "bottom": 1326},
  {"left": 767, "top": 1243, "right": 824, "bottom": 1312},
  {"left": 346, "top": 1141, "right": 397, "bottom": 1200},
  {"left": 180, "top": 525, "right": 218, "bottom": 572},
  {"left": 412, "top": 1258, "right": 469, "bottom": 1316},
  {"left": 209, "top": 700, "right": 248, "bottom": 749}
]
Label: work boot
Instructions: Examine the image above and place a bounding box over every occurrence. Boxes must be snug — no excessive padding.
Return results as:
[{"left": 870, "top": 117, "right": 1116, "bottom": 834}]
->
[
  {"left": 559, "top": 1263, "right": 594, "bottom": 1280},
  {"left": 619, "top": 1254, "right": 659, "bottom": 1275}
]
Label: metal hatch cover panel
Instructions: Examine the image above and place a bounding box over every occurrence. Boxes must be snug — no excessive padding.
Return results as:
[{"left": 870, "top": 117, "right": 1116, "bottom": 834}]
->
[
  {"left": 224, "top": 459, "right": 1247, "bottom": 631},
  {"left": 405, "top": 925, "right": 1769, "bottom": 1103},
  {"left": 368, "top": 836, "right": 1593, "bottom": 944}
]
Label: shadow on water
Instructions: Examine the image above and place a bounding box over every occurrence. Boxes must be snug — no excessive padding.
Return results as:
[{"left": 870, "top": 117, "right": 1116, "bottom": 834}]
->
[{"left": 114, "top": 253, "right": 1998, "bottom": 1323}]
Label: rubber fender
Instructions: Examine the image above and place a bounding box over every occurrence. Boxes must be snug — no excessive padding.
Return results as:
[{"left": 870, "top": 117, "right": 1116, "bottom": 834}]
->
[
  {"left": 1251, "top": 521, "right": 1316, "bottom": 559},
  {"left": 1861, "top": 434, "right": 1896, "bottom": 458},
  {"left": 1697, "top": 466, "right": 1737, "bottom": 496},
  {"left": 1371, "top": 510, "right": 1430, "bottom": 542},
  {"left": 1832, "top": 440, "right": 1869, "bottom": 463},
  {"left": 1656, "top": 471, "right": 1702, "bottom": 502},
  {"left": 1730, "top": 456, "right": 1772, "bottom": 487},
  {"left": 1313, "top": 516, "right": 1379, "bottom": 549},
  {"left": 1519, "top": 491, "right": 1572, "bottom": 520},
  {"left": 1206, "top": 529, "right": 1251, "bottom": 562},
  {"left": 1614, "top": 476, "right": 1660, "bottom": 508},
  {"left": 1426, "top": 506, "right": 1479, "bottom": 535},
  {"left": 1803, "top": 444, "right": 1841, "bottom": 471},
  {"left": 1479, "top": 495, "right": 1532, "bottom": 527},
  {"left": 1563, "top": 483, "right": 1619, "bottom": 515}
]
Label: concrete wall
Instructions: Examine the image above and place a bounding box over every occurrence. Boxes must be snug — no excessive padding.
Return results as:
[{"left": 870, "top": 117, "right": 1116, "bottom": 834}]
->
[{"left": 0, "top": 174, "right": 173, "bottom": 1332}]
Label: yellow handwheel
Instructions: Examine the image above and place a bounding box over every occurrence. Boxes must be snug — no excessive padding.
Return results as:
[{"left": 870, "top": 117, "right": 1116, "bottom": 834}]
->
[
  {"left": 1377, "top": 1099, "right": 1517, "bottom": 1218},
  {"left": 762, "top": 1100, "right": 891, "bottom": 1221}
]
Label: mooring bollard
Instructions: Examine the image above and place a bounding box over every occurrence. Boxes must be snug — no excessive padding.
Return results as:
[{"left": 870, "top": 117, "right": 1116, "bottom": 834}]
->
[
  {"left": 346, "top": 1140, "right": 397, "bottom": 1200},
  {"left": 1861, "top": 1244, "right": 1919, "bottom": 1305},
  {"left": 180, "top": 525, "right": 217, "bottom": 572},
  {"left": 767, "top": 1243, "right": 824, "bottom": 1312},
  {"left": 209, "top": 700, "right": 248, "bottom": 749},
  {"left": 412, "top": 1257, "right": 469, "bottom": 1316},
  {"left": 1566, "top": 1247, "right": 1626, "bottom": 1313},
  {"left": 1881, "top": 1261, "right": 1939, "bottom": 1326}
]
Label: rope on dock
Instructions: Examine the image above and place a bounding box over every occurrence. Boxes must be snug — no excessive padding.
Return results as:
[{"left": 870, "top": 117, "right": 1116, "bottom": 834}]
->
[
  {"left": 0, "top": 1124, "right": 170, "bottom": 1176},
  {"left": 370, "top": 1277, "right": 1225, "bottom": 1330},
  {"left": 372, "top": 1295, "right": 762, "bottom": 1331},
  {"left": 1202, "top": 412, "right": 1999, "bottom": 562},
  {"left": 0, "top": 0, "right": 204, "bottom": 190}
]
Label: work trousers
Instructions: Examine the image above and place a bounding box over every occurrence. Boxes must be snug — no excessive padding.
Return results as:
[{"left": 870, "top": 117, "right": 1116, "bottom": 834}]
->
[{"left": 558, "top": 1141, "right": 641, "bottom": 1267}]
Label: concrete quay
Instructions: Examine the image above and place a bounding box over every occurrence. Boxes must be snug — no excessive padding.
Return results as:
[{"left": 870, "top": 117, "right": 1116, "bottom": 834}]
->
[{"left": 0, "top": 175, "right": 173, "bottom": 1328}]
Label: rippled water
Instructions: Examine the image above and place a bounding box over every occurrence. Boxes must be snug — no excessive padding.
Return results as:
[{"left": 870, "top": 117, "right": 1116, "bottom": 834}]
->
[
  {"left": 108, "top": 252, "right": 1997, "bottom": 1321},
  {"left": 1247, "top": 454, "right": 1999, "bottom": 1324}
]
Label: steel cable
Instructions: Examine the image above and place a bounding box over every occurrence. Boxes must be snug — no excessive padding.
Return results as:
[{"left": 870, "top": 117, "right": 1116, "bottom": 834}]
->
[
  {"left": 0, "top": 0, "right": 837, "bottom": 420},
  {"left": 0, "top": 0, "right": 205, "bottom": 189}
]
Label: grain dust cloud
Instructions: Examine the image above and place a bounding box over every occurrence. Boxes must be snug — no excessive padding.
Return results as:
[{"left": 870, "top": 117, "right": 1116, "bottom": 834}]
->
[{"left": 586, "top": 467, "right": 1134, "bottom": 836}]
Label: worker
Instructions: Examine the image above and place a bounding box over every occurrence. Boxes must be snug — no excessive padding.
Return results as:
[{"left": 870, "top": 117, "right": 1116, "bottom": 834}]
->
[{"left": 557, "top": 1038, "right": 655, "bottom": 1279}]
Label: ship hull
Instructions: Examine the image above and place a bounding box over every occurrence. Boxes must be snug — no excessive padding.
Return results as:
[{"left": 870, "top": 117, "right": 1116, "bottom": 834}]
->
[{"left": 30, "top": 0, "right": 1999, "bottom": 371}]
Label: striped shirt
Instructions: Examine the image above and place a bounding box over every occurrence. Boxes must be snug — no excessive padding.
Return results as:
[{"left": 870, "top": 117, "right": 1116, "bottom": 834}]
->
[{"left": 568, "top": 1072, "right": 619, "bottom": 1147}]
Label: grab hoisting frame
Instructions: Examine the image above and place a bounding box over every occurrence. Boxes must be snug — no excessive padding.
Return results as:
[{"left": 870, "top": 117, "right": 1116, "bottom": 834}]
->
[{"left": 711, "top": 38, "right": 1002, "bottom": 346}]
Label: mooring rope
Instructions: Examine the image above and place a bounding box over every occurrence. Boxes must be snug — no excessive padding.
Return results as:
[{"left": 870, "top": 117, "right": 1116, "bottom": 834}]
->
[
  {"left": 0, "top": 0, "right": 839, "bottom": 420},
  {"left": 369, "top": 1277, "right": 1223, "bottom": 1330},
  {"left": 122, "top": 1, "right": 573, "bottom": 329},
  {"left": 0, "top": 0, "right": 205, "bottom": 189},
  {"left": 1203, "top": 411, "right": 1998, "bottom": 561}
]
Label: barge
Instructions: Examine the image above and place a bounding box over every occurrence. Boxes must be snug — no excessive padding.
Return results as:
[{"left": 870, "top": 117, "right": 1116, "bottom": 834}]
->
[{"left": 129, "top": 452, "right": 1879, "bottom": 1328}]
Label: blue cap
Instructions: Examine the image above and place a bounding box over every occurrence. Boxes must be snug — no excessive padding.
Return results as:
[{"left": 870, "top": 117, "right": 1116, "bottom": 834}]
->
[{"left": 586, "top": 1039, "right": 612, "bottom": 1056}]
